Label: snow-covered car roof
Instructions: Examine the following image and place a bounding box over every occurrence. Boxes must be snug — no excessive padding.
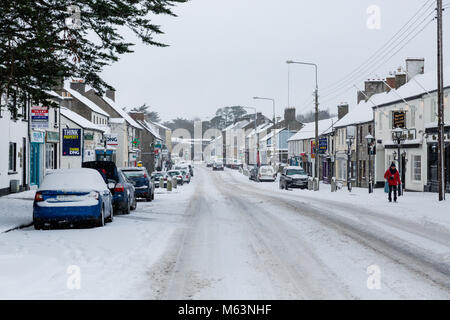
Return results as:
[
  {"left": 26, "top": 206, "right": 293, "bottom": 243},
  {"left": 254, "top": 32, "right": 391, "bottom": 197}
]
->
[{"left": 39, "top": 168, "right": 107, "bottom": 192}]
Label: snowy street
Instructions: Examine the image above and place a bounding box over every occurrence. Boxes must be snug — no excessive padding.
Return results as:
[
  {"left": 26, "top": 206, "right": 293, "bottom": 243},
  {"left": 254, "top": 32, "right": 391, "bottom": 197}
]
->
[{"left": 0, "top": 165, "right": 449, "bottom": 299}]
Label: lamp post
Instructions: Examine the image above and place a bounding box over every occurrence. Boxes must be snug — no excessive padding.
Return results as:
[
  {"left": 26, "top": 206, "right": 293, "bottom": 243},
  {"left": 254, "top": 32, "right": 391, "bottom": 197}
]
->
[
  {"left": 346, "top": 137, "right": 354, "bottom": 192},
  {"left": 393, "top": 127, "right": 405, "bottom": 196},
  {"left": 365, "top": 134, "right": 375, "bottom": 194},
  {"left": 286, "top": 60, "right": 319, "bottom": 179}
]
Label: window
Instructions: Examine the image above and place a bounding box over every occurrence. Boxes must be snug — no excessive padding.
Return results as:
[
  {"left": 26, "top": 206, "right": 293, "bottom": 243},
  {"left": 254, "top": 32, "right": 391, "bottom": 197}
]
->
[
  {"left": 409, "top": 105, "right": 416, "bottom": 127},
  {"left": 45, "top": 143, "right": 57, "bottom": 169},
  {"left": 54, "top": 108, "right": 58, "bottom": 126},
  {"left": 8, "top": 142, "right": 17, "bottom": 172},
  {"left": 431, "top": 100, "right": 436, "bottom": 123},
  {"left": 412, "top": 155, "right": 421, "bottom": 181}
]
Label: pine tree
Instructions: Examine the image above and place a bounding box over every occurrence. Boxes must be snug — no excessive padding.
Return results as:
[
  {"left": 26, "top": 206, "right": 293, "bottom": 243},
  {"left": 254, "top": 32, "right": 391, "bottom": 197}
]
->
[{"left": 0, "top": 0, "right": 187, "bottom": 111}]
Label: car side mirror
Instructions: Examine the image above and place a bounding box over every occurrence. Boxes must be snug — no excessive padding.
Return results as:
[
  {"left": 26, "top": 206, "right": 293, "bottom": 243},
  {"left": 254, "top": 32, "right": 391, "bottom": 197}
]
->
[{"left": 108, "top": 182, "right": 116, "bottom": 189}]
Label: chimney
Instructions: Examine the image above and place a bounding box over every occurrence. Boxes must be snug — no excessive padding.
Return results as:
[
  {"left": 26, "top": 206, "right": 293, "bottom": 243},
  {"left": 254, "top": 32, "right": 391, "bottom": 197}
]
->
[
  {"left": 70, "top": 79, "right": 85, "bottom": 93},
  {"left": 129, "top": 112, "right": 145, "bottom": 122},
  {"left": 395, "top": 70, "right": 407, "bottom": 89},
  {"left": 337, "top": 103, "right": 349, "bottom": 120},
  {"left": 106, "top": 89, "right": 115, "bottom": 102},
  {"left": 357, "top": 91, "right": 366, "bottom": 104},
  {"left": 385, "top": 76, "right": 396, "bottom": 92},
  {"left": 406, "top": 57, "right": 425, "bottom": 82},
  {"left": 284, "top": 107, "right": 296, "bottom": 123}
]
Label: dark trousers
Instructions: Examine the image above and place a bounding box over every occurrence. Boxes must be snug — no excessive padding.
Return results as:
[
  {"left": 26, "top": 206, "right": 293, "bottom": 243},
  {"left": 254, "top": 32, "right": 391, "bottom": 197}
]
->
[{"left": 388, "top": 185, "right": 397, "bottom": 202}]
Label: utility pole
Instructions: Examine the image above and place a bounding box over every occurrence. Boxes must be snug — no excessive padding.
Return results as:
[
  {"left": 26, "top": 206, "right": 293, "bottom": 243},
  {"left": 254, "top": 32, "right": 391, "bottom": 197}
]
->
[
  {"left": 315, "top": 84, "right": 319, "bottom": 179},
  {"left": 437, "top": 0, "right": 445, "bottom": 201}
]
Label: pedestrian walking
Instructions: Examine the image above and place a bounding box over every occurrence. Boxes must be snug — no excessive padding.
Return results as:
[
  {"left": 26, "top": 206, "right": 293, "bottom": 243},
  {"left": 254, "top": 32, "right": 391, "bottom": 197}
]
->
[{"left": 384, "top": 162, "right": 401, "bottom": 202}]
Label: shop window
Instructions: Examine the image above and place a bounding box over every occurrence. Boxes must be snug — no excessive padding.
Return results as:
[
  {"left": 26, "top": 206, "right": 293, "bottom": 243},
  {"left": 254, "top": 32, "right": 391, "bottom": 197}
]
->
[
  {"left": 45, "top": 143, "right": 57, "bottom": 169},
  {"left": 9, "top": 142, "right": 17, "bottom": 172},
  {"left": 412, "top": 155, "right": 421, "bottom": 181}
]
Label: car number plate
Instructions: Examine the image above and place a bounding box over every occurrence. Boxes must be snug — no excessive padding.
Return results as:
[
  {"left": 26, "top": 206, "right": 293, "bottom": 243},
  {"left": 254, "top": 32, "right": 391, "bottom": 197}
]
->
[{"left": 56, "top": 195, "right": 81, "bottom": 201}]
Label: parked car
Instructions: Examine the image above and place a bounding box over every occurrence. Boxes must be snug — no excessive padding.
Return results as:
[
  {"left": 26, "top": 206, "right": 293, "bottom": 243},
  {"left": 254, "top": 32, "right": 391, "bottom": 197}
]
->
[
  {"left": 121, "top": 167, "right": 154, "bottom": 202},
  {"left": 82, "top": 161, "right": 136, "bottom": 214},
  {"left": 248, "top": 166, "right": 259, "bottom": 181},
  {"left": 279, "top": 166, "right": 309, "bottom": 190},
  {"left": 33, "top": 168, "right": 114, "bottom": 229},
  {"left": 257, "top": 165, "right": 277, "bottom": 182},
  {"left": 213, "top": 160, "right": 224, "bottom": 171},
  {"left": 151, "top": 171, "right": 165, "bottom": 188},
  {"left": 231, "top": 159, "right": 243, "bottom": 170},
  {"left": 175, "top": 164, "right": 193, "bottom": 178},
  {"left": 206, "top": 159, "right": 214, "bottom": 167},
  {"left": 166, "top": 170, "right": 184, "bottom": 185},
  {"left": 180, "top": 169, "right": 191, "bottom": 184}
]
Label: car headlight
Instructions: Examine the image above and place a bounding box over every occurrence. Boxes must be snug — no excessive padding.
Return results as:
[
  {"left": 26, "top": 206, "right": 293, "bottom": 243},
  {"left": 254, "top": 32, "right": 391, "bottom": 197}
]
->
[{"left": 89, "top": 191, "right": 99, "bottom": 200}]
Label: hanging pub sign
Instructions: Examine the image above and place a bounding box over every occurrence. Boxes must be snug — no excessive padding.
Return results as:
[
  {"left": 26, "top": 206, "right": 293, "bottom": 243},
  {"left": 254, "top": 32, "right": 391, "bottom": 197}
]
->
[
  {"left": 319, "top": 138, "right": 328, "bottom": 154},
  {"left": 62, "top": 128, "right": 81, "bottom": 156},
  {"left": 31, "top": 106, "right": 49, "bottom": 129},
  {"left": 392, "top": 111, "right": 406, "bottom": 128}
]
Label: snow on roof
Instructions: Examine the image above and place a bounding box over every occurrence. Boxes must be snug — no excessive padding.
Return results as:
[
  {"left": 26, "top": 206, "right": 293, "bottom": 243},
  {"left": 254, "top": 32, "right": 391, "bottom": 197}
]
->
[
  {"left": 246, "top": 122, "right": 271, "bottom": 138},
  {"left": 334, "top": 100, "right": 373, "bottom": 128},
  {"left": 103, "top": 96, "right": 143, "bottom": 130},
  {"left": 288, "top": 117, "right": 338, "bottom": 142},
  {"left": 260, "top": 128, "right": 285, "bottom": 141},
  {"left": 63, "top": 81, "right": 110, "bottom": 117},
  {"left": 60, "top": 107, "right": 106, "bottom": 132},
  {"left": 224, "top": 120, "right": 250, "bottom": 131},
  {"left": 370, "top": 66, "right": 450, "bottom": 108},
  {"left": 148, "top": 120, "right": 170, "bottom": 131},
  {"left": 137, "top": 120, "right": 162, "bottom": 140}
]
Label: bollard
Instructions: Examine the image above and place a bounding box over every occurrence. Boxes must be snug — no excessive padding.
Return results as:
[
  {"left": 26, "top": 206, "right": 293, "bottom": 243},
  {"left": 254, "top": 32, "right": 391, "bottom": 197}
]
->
[
  {"left": 167, "top": 179, "right": 172, "bottom": 192},
  {"left": 307, "top": 177, "right": 313, "bottom": 190},
  {"left": 331, "top": 177, "right": 336, "bottom": 192},
  {"left": 159, "top": 178, "right": 164, "bottom": 189},
  {"left": 313, "top": 178, "right": 319, "bottom": 191},
  {"left": 172, "top": 177, "right": 177, "bottom": 189}
]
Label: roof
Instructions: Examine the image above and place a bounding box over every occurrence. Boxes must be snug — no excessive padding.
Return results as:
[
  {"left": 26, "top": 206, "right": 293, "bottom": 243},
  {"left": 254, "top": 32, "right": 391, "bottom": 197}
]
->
[
  {"left": 60, "top": 107, "right": 106, "bottom": 132},
  {"left": 259, "top": 128, "right": 286, "bottom": 141},
  {"left": 137, "top": 120, "right": 162, "bottom": 140},
  {"left": 246, "top": 122, "right": 272, "bottom": 138},
  {"left": 103, "top": 96, "right": 143, "bottom": 130},
  {"left": 288, "top": 117, "right": 338, "bottom": 142},
  {"left": 224, "top": 120, "right": 250, "bottom": 132},
  {"left": 370, "top": 66, "right": 450, "bottom": 108},
  {"left": 334, "top": 101, "right": 373, "bottom": 128},
  {"left": 63, "top": 81, "right": 110, "bottom": 117},
  {"left": 148, "top": 120, "right": 171, "bottom": 131}
]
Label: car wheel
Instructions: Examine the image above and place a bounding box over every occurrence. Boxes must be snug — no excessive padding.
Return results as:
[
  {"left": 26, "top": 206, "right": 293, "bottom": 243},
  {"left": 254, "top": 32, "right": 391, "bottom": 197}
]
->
[
  {"left": 97, "top": 206, "right": 105, "bottom": 227},
  {"left": 279, "top": 182, "right": 284, "bottom": 189},
  {"left": 34, "top": 221, "right": 42, "bottom": 230},
  {"left": 123, "top": 201, "right": 131, "bottom": 215},
  {"left": 151, "top": 192, "right": 155, "bottom": 201},
  {"left": 106, "top": 206, "right": 114, "bottom": 223},
  {"left": 131, "top": 197, "right": 137, "bottom": 211}
]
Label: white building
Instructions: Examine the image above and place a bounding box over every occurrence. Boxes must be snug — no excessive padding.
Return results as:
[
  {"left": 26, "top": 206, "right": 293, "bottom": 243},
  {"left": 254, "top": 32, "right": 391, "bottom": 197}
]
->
[{"left": 373, "top": 67, "right": 450, "bottom": 192}]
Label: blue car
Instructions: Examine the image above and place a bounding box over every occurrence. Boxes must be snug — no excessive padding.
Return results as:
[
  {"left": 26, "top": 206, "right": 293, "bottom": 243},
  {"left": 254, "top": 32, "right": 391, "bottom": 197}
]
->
[
  {"left": 120, "top": 167, "right": 154, "bottom": 202},
  {"left": 82, "top": 161, "right": 137, "bottom": 215},
  {"left": 33, "top": 168, "right": 114, "bottom": 229}
]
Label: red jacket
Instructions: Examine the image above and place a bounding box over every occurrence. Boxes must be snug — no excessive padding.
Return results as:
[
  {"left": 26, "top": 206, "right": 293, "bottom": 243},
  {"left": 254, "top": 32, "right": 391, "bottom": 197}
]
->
[{"left": 384, "top": 168, "right": 401, "bottom": 186}]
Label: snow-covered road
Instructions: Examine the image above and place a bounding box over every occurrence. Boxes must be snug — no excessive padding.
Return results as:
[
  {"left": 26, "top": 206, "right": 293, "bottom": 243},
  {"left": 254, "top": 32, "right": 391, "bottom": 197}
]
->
[{"left": 0, "top": 165, "right": 449, "bottom": 299}]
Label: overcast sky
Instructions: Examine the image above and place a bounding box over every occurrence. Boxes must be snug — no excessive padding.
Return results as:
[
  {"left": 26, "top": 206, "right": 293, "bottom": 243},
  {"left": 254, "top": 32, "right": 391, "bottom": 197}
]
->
[{"left": 101, "top": 0, "right": 449, "bottom": 123}]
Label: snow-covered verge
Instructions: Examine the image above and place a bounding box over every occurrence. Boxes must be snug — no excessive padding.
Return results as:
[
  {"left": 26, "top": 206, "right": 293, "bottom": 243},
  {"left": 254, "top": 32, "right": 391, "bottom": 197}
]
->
[
  {"left": 228, "top": 169, "right": 450, "bottom": 228},
  {"left": 0, "top": 190, "right": 36, "bottom": 233},
  {"left": 0, "top": 184, "right": 195, "bottom": 299}
]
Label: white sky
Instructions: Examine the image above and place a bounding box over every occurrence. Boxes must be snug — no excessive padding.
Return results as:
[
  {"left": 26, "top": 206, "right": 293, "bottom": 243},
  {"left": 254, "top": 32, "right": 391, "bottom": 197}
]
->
[{"left": 101, "top": 0, "right": 450, "bottom": 122}]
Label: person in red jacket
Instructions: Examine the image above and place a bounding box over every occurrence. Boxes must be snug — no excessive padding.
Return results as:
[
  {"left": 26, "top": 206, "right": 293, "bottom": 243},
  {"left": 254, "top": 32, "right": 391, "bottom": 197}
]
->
[{"left": 384, "top": 162, "right": 401, "bottom": 202}]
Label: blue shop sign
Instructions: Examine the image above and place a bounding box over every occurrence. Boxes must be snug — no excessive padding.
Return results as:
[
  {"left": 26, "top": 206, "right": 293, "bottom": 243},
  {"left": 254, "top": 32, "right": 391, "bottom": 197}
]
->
[{"left": 62, "top": 128, "right": 81, "bottom": 156}]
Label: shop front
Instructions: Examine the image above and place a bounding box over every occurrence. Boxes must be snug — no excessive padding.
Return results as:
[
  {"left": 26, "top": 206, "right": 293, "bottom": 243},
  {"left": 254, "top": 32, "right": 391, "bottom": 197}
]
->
[{"left": 30, "top": 131, "right": 45, "bottom": 186}]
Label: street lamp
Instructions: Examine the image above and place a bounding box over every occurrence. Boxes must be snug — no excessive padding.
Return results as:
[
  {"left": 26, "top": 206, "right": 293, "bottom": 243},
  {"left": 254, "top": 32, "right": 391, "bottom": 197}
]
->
[
  {"left": 286, "top": 59, "right": 319, "bottom": 179},
  {"left": 365, "top": 134, "right": 375, "bottom": 194},
  {"left": 392, "top": 127, "right": 405, "bottom": 196}
]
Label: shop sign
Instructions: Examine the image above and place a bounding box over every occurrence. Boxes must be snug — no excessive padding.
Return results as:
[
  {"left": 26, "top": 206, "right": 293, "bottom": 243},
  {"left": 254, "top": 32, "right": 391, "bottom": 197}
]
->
[{"left": 62, "top": 128, "right": 81, "bottom": 156}]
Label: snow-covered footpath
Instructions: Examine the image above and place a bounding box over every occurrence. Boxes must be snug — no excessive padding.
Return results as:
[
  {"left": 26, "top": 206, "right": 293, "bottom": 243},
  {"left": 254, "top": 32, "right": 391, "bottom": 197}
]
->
[{"left": 0, "top": 185, "right": 196, "bottom": 299}]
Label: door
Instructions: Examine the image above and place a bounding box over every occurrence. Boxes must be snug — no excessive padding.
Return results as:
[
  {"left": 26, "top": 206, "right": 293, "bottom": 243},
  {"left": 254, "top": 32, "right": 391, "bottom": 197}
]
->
[{"left": 30, "top": 143, "right": 40, "bottom": 186}]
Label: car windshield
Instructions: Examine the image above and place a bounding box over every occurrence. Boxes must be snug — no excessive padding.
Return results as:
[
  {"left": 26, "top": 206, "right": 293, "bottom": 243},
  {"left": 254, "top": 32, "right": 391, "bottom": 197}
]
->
[
  {"left": 152, "top": 173, "right": 163, "bottom": 178},
  {"left": 122, "top": 170, "right": 145, "bottom": 179},
  {"left": 168, "top": 171, "right": 180, "bottom": 176},
  {"left": 286, "top": 169, "right": 305, "bottom": 176},
  {"left": 260, "top": 167, "right": 274, "bottom": 174}
]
